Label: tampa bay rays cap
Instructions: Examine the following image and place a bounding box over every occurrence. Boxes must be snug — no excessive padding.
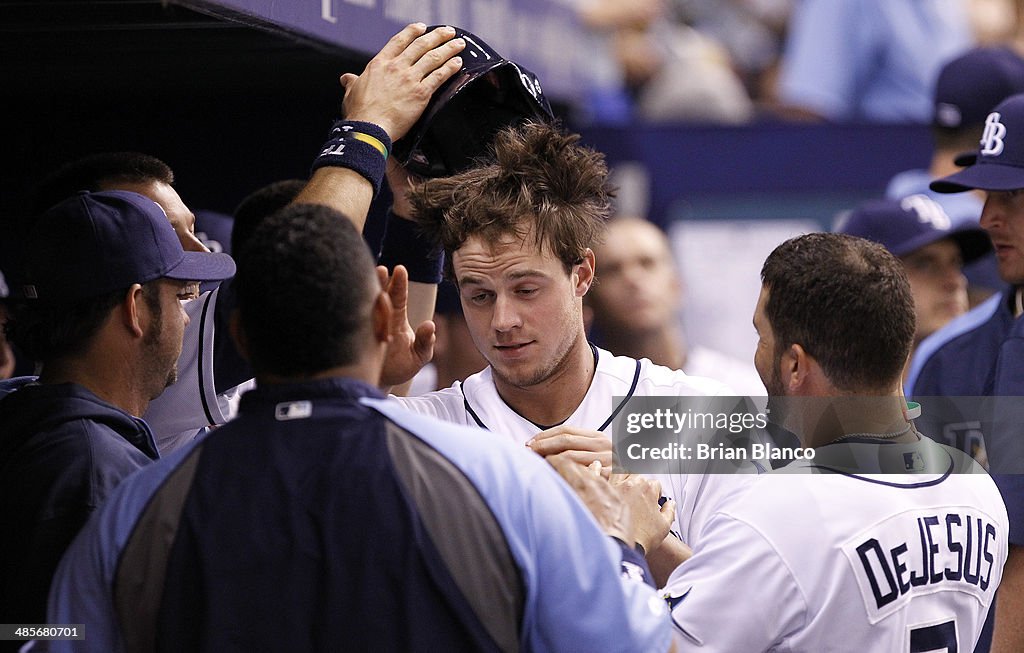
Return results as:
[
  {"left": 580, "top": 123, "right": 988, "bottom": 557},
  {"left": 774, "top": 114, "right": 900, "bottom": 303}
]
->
[
  {"left": 932, "top": 93, "right": 1024, "bottom": 192},
  {"left": 392, "top": 26, "right": 554, "bottom": 178},
  {"left": 22, "top": 190, "right": 236, "bottom": 304},
  {"left": 933, "top": 47, "right": 1024, "bottom": 130},
  {"left": 834, "top": 196, "right": 992, "bottom": 263}
]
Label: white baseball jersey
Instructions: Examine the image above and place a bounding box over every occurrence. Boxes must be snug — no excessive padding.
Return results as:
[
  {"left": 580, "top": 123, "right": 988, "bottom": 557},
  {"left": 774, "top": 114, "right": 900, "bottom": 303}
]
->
[
  {"left": 663, "top": 438, "right": 1009, "bottom": 652},
  {"left": 396, "top": 345, "right": 761, "bottom": 548}
]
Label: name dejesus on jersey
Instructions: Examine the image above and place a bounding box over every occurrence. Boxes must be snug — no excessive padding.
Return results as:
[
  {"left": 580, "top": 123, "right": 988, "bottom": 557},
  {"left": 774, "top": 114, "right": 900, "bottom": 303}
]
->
[{"left": 843, "top": 508, "right": 1001, "bottom": 622}]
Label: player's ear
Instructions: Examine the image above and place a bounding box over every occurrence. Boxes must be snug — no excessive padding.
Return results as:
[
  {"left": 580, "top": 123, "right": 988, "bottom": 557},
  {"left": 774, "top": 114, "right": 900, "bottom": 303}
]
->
[
  {"left": 780, "top": 343, "right": 807, "bottom": 392},
  {"left": 575, "top": 248, "right": 596, "bottom": 297},
  {"left": 121, "top": 283, "right": 146, "bottom": 339},
  {"left": 228, "top": 309, "right": 251, "bottom": 362}
]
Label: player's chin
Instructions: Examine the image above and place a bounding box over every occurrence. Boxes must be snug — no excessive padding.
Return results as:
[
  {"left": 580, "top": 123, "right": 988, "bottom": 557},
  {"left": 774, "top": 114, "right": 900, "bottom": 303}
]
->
[{"left": 490, "top": 361, "right": 548, "bottom": 389}]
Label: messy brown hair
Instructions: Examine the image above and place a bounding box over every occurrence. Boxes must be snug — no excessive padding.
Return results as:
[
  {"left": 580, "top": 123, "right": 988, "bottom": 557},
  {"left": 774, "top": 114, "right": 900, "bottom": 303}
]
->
[{"left": 409, "top": 122, "right": 612, "bottom": 280}]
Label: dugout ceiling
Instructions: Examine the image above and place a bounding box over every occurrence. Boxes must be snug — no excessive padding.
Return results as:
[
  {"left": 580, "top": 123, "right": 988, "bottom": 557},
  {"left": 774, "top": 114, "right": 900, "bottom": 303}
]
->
[{"left": 1, "top": 0, "right": 371, "bottom": 224}]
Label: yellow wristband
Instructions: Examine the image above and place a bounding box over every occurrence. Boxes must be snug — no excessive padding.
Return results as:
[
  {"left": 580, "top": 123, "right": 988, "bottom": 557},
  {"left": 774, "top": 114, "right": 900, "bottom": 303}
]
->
[{"left": 351, "top": 132, "right": 389, "bottom": 159}]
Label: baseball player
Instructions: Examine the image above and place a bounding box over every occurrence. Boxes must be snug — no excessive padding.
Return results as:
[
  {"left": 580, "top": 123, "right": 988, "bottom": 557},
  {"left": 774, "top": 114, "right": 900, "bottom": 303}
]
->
[
  {"left": 834, "top": 195, "right": 992, "bottom": 369},
  {"left": 907, "top": 91, "right": 1024, "bottom": 653},
  {"left": 393, "top": 121, "right": 764, "bottom": 584},
  {"left": 661, "top": 233, "right": 1008, "bottom": 652}
]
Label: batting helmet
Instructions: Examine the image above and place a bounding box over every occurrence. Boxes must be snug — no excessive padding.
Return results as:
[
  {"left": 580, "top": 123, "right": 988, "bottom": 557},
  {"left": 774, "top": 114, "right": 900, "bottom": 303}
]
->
[{"left": 392, "top": 26, "right": 554, "bottom": 178}]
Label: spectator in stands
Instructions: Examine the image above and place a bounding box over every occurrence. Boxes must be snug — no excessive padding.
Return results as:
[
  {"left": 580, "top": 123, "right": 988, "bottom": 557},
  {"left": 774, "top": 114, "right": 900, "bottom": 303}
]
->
[
  {"left": 669, "top": 0, "right": 792, "bottom": 103},
  {"left": 0, "top": 190, "right": 234, "bottom": 634},
  {"left": 576, "top": 0, "right": 754, "bottom": 123},
  {"left": 887, "top": 45, "right": 1024, "bottom": 306},
  {"left": 48, "top": 203, "right": 674, "bottom": 653},
  {"left": 586, "top": 215, "right": 765, "bottom": 396},
  {"left": 773, "top": 0, "right": 974, "bottom": 123},
  {"left": 834, "top": 195, "right": 992, "bottom": 365}
]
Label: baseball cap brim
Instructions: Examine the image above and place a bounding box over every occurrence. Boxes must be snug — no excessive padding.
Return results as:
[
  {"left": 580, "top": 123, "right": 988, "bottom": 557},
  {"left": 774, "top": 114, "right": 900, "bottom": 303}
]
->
[
  {"left": 931, "top": 161, "right": 1024, "bottom": 193},
  {"left": 163, "top": 251, "right": 236, "bottom": 283},
  {"left": 953, "top": 151, "right": 977, "bottom": 167}
]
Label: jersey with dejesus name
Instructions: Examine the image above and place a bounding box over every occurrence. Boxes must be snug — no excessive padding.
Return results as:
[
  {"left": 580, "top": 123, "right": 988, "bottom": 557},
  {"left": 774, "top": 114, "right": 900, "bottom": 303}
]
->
[
  {"left": 662, "top": 437, "right": 1008, "bottom": 652},
  {"left": 396, "top": 346, "right": 762, "bottom": 549}
]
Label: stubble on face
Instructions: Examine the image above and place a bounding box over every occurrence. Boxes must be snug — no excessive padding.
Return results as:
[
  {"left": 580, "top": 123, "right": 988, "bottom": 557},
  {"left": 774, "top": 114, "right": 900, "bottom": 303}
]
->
[
  {"left": 141, "top": 280, "right": 187, "bottom": 399},
  {"left": 455, "top": 232, "right": 588, "bottom": 393}
]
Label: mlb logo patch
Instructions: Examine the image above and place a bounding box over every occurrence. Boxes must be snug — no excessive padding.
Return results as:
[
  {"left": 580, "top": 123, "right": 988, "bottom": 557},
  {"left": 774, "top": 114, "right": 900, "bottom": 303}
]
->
[
  {"left": 903, "top": 452, "right": 925, "bottom": 472},
  {"left": 275, "top": 401, "right": 313, "bottom": 421}
]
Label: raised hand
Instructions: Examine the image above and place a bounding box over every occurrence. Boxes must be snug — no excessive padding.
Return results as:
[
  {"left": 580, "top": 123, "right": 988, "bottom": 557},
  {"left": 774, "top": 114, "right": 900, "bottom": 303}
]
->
[
  {"left": 377, "top": 264, "right": 435, "bottom": 388},
  {"left": 341, "top": 23, "right": 465, "bottom": 142}
]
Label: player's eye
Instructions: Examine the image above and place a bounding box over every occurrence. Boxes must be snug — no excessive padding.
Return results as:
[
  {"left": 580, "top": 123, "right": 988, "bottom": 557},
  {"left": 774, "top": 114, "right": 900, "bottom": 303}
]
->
[{"left": 178, "top": 282, "right": 200, "bottom": 301}]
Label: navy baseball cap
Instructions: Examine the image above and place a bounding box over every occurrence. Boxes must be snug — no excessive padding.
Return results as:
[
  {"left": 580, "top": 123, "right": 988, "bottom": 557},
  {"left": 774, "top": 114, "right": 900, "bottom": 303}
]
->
[
  {"left": 22, "top": 190, "right": 236, "bottom": 304},
  {"left": 392, "top": 26, "right": 554, "bottom": 178},
  {"left": 933, "top": 47, "right": 1024, "bottom": 129},
  {"left": 834, "top": 196, "right": 992, "bottom": 263},
  {"left": 932, "top": 93, "right": 1024, "bottom": 193}
]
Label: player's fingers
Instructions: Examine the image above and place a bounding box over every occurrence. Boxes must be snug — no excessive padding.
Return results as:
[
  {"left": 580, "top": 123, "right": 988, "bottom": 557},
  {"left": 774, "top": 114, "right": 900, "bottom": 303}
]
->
[
  {"left": 659, "top": 498, "right": 676, "bottom": 520},
  {"left": 530, "top": 424, "right": 604, "bottom": 441},
  {"left": 399, "top": 25, "right": 457, "bottom": 65},
  {"left": 411, "top": 38, "right": 465, "bottom": 81},
  {"left": 375, "top": 265, "right": 390, "bottom": 289},
  {"left": 387, "top": 265, "right": 410, "bottom": 311},
  {"left": 338, "top": 72, "right": 358, "bottom": 90},
  {"left": 538, "top": 449, "right": 613, "bottom": 469},
  {"left": 532, "top": 425, "right": 602, "bottom": 446},
  {"left": 375, "top": 22, "right": 429, "bottom": 60},
  {"left": 419, "top": 56, "right": 463, "bottom": 92},
  {"left": 545, "top": 451, "right": 582, "bottom": 484},
  {"left": 527, "top": 433, "right": 611, "bottom": 456},
  {"left": 645, "top": 477, "right": 663, "bottom": 501},
  {"left": 412, "top": 320, "right": 436, "bottom": 363}
]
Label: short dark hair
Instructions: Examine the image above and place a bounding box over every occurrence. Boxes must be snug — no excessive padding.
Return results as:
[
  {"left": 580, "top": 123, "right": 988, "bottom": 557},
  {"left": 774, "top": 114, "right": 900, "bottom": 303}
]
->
[
  {"left": 6, "top": 282, "right": 161, "bottom": 364},
  {"left": 231, "top": 179, "right": 306, "bottom": 255},
  {"left": 760, "top": 233, "right": 915, "bottom": 391},
  {"left": 31, "top": 152, "right": 174, "bottom": 215},
  {"left": 410, "top": 121, "right": 611, "bottom": 280},
  {"left": 234, "top": 204, "right": 377, "bottom": 377}
]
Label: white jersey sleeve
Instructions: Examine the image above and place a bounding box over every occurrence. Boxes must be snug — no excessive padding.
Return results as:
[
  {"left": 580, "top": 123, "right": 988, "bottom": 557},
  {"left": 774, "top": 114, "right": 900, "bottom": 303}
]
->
[{"left": 665, "top": 509, "right": 807, "bottom": 651}]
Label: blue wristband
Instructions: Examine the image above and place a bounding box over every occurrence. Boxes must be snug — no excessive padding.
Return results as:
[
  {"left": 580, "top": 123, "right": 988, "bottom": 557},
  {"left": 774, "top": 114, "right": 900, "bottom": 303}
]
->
[
  {"left": 311, "top": 120, "right": 392, "bottom": 195},
  {"left": 377, "top": 210, "right": 444, "bottom": 284}
]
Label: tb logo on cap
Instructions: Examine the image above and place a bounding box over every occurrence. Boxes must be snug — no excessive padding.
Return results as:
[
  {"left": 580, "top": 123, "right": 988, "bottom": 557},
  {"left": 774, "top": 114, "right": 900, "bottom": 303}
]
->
[{"left": 981, "top": 112, "right": 1007, "bottom": 156}]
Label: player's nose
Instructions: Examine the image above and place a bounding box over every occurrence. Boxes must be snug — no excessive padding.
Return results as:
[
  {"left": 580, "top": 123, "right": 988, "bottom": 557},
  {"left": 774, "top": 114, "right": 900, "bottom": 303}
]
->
[{"left": 491, "top": 293, "right": 522, "bottom": 331}]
